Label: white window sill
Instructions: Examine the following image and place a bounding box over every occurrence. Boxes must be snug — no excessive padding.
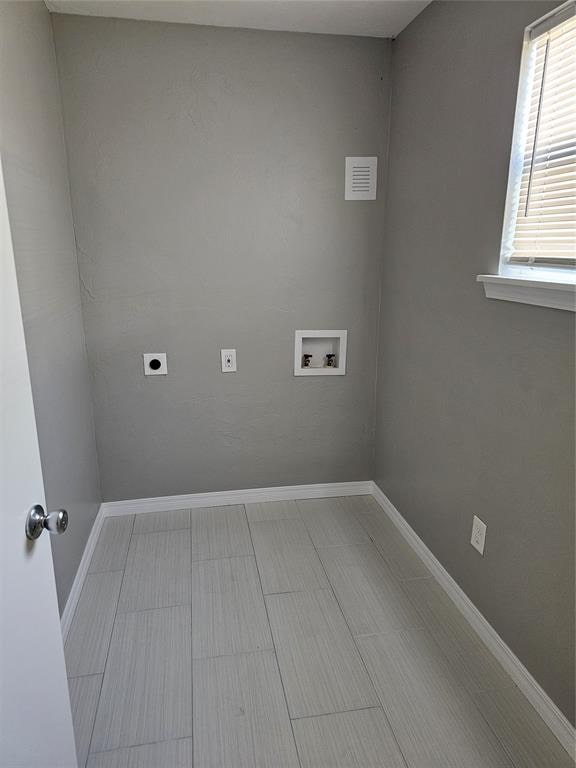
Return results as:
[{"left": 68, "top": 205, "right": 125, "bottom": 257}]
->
[{"left": 477, "top": 275, "right": 576, "bottom": 312}]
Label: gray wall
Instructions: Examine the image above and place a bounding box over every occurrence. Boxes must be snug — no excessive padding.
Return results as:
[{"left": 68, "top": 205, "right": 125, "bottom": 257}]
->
[
  {"left": 375, "top": 1, "right": 575, "bottom": 721},
  {"left": 52, "top": 15, "right": 391, "bottom": 501},
  {"left": 0, "top": 2, "right": 101, "bottom": 611}
]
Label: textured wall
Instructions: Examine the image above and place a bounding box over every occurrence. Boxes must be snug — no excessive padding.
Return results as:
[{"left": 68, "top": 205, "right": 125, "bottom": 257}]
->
[
  {"left": 0, "top": 2, "right": 101, "bottom": 611},
  {"left": 53, "top": 15, "right": 390, "bottom": 501},
  {"left": 375, "top": 1, "right": 575, "bottom": 721}
]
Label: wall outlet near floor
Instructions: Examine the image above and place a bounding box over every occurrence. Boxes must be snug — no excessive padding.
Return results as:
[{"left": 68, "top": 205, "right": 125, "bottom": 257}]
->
[
  {"left": 470, "top": 515, "right": 487, "bottom": 555},
  {"left": 221, "top": 349, "right": 237, "bottom": 372}
]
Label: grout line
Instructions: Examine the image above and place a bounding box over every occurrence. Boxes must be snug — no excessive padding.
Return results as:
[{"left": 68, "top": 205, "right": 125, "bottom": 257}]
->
[
  {"left": 351, "top": 512, "right": 426, "bottom": 585},
  {"left": 131, "top": 526, "right": 191, "bottom": 537},
  {"left": 290, "top": 705, "right": 384, "bottom": 722},
  {"left": 244, "top": 505, "right": 304, "bottom": 768},
  {"left": 191, "top": 552, "right": 256, "bottom": 564},
  {"left": 85, "top": 513, "right": 136, "bottom": 762},
  {"left": 307, "top": 504, "right": 411, "bottom": 768},
  {"left": 84, "top": 567, "right": 126, "bottom": 576},
  {"left": 64, "top": 568, "right": 125, "bottom": 660},
  {"left": 87, "top": 515, "right": 135, "bottom": 577},
  {"left": 116, "top": 601, "right": 193, "bottom": 617},
  {"left": 67, "top": 672, "right": 104, "bottom": 682},
  {"left": 88, "top": 735, "right": 193, "bottom": 758},
  {"left": 262, "top": 588, "right": 328, "bottom": 597},
  {"left": 192, "top": 647, "right": 277, "bottom": 663},
  {"left": 352, "top": 628, "right": 412, "bottom": 640},
  {"left": 190, "top": 552, "right": 256, "bottom": 564}
]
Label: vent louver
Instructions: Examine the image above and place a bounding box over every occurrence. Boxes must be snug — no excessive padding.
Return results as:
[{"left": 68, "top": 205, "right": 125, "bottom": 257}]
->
[{"left": 345, "top": 156, "right": 377, "bottom": 200}]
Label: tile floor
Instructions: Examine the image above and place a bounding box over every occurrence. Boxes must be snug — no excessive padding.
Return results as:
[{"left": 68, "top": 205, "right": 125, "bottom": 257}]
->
[{"left": 64, "top": 495, "right": 574, "bottom": 768}]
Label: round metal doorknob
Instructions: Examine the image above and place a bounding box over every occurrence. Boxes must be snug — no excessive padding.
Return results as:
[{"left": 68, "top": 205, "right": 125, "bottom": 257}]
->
[{"left": 25, "top": 505, "right": 68, "bottom": 540}]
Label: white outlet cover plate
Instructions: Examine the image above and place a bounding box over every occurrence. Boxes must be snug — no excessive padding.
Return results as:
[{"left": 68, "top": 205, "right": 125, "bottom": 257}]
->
[
  {"left": 471, "top": 515, "right": 487, "bottom": 555},
  {"left": 221, "top": 349, "right": 237, "bottom": 372},
  {"left": 143, "top": 352, "right": 167, "bottom": 376}
]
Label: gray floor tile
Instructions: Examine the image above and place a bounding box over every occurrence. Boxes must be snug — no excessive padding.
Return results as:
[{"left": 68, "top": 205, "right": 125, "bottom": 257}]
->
[
  {"left": 191, "top": 555, "right": 273, "bottom": 658},
  {"left": 338, "top": 494, "right": 382, "bottom": 516},
  {"left": 75, "top": 494, "right": 559, "bottom": 768},
  {"left": 292, "top": 708, "right": 406, "bottom": 768},
  {"left": 132, "top": 508, "right": 190, "bottom": 535},
  {"left": 474, "top": 686, "right": 575, "bottom": 768},
  {"left": 118, "top": 530, "right": 191, "bottom": 613},
  {"left": 297, "top": 497, "right": 371, "bottom": 547},
  {"left": 250, "top": 518, "right": 328, "bottom": 594},
  {"left": 89, "top": 517, "right": 134, "bottom": 573},
  {"left": 190, "top": 505, "right": 253, "bottom": 561},
  {"left": 402, "top": 576, "right": 512, "bottom": 693},
  {"left": 87, "top": 738, "right": 193, "bottom": 768},
  {"left": 319, "top": 544, "right": 423, "bottom": 636},
  {"left": 245, "top": 499, "right": 301, "bottom": 523},
  {"left": 91, "top": 605, "right": 192, "bottom": 752},
  {"left": 65, "top": 571, "right": 123, "bottom": 677},
  {"left": 357, "top": 629, "right": 513, "bottom": 768},
  {"left": 351, "top": 505, "right": 429, "bottom": 580},
  {"left": 266, "top": 589, "right": 378, "bottom": 718},
  {"left": 193, "top": 650, "right": 300, "bottom": 768},
  {"left": 69, "top": 675, "right": 102, "bottom": 768}
]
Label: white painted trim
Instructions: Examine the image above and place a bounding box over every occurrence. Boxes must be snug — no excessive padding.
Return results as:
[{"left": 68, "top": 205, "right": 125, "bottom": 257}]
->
[
  {"left": 477, "top": 275, "right": 576, "bottom": 312},
  {"left": 100, "top": 481, "right": 372, "bottom": 517},
  {"left": 370, "top": 481, "right": 576, "bottom": 758},
  {"left": 60, "top": 504, "right": 106, "bottom": 643}
]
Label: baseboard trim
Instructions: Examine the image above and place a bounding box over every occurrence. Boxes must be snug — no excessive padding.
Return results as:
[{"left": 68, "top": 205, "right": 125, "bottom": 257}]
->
[
  {"left": 60, "top": 504, "right": 106, "bottom": 644},
  {"left": 100, "top": 481, "right": 373, "bottom": 517},
  {"left": 370, "top": 481, "right": 576, "bottom": 758}
]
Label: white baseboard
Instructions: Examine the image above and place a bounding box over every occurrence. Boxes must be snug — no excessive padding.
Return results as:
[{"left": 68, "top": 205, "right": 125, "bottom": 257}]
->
[
  {"left": 370, "top": 481, "right": 576, "bottom": 758},
  {"left": 100, "top": 480, "right": 373, "bottom": 517},
  {"left": 60, "top": 504, "right": 106, "bottom": 644}
]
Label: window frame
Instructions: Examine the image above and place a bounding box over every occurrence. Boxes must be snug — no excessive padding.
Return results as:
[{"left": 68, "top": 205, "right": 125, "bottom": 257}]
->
[
  {"left": 499, "top": 0, "right": 575, "bottom": 282},
  {"left": 478, "top": 1, "right": 576, "bottom": 311}
]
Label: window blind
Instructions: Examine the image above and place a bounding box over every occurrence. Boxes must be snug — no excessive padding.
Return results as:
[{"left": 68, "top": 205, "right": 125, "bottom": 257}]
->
[{"left": 502, "top": 6, "right": 576, "bottom": 268}]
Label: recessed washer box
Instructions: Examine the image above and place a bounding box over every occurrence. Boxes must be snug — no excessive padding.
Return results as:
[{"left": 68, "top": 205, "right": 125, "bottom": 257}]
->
[{"left": 294, "top": 330, "right": 347, "bottom": 376}]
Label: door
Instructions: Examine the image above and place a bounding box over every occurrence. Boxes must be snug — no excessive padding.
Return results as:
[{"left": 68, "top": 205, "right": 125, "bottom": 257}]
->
[{"left": 0, "top": 158, "right": 77, "bottom": 767}]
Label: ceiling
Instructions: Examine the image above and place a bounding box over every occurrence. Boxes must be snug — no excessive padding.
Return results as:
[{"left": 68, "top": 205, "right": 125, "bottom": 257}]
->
[{"left": 45, "top": 1, "right": 431, "bottom": 39}]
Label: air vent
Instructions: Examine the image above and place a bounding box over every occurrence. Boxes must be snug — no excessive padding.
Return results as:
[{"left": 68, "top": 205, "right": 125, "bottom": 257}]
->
[{"left": 345, "top": 157, "right": 377, "bottom": 200}]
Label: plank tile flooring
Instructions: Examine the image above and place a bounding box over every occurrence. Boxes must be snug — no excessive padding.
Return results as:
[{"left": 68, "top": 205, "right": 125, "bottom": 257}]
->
[{"left": 65, "top": 496, "right": 574, "bottom": 768}]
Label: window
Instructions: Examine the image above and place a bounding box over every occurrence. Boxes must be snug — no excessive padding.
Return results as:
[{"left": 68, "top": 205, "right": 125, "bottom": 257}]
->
[
  {"left": 501, "top": 1, "right": 575, "bottom": 280},
  {"left": 478, "top": 1, "right": 576, "bottom": 310}
]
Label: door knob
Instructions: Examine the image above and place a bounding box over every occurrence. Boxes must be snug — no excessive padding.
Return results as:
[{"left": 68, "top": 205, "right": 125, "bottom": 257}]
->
[{"left": 25, "top": 505, "right": 68, "bottom": 540}]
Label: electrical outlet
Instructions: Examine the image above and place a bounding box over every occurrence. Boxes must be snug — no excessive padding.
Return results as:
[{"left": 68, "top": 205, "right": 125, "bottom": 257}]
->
[
  {"left": 143, "top": 353, "right": 167, "bottom": 376},
  {"left": 470, "top": 515, "right": 487, "bottom": 555},
  {"left": 221, "top": 349, "right": 237, "bottom": 373}
]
